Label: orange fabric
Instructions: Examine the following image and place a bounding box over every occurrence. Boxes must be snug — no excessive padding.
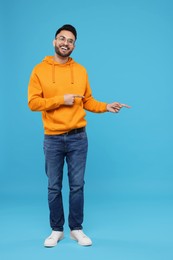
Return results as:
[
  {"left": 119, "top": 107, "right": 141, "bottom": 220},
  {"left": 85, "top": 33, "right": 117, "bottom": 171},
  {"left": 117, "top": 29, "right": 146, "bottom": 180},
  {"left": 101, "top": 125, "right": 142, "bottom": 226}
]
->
[{"left": 28, "top": 56, "right": 107, "bottom": 135}]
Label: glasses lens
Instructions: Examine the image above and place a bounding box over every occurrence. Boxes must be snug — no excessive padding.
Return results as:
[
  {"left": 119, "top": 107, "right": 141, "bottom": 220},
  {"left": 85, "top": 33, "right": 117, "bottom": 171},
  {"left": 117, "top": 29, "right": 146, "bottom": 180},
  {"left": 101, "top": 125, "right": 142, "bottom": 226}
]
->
[{"left": 57, "top": 36, "right": 74, "bottom": 45}]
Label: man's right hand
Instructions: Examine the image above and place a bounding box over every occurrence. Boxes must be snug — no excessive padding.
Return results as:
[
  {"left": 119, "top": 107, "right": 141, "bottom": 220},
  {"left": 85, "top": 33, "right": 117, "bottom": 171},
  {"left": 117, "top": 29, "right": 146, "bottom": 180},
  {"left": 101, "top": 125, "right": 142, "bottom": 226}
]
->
[{"left": 64, "top": 94, "right": 84, "bottom": 105}]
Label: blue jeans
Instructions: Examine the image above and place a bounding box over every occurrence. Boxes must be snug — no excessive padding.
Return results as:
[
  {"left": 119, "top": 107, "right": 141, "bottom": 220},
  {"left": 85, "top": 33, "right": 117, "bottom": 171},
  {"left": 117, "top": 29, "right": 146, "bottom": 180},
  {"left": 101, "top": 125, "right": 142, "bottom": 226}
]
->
[{"left": 43, "top": 130, "right": 88, "bottom": 231}]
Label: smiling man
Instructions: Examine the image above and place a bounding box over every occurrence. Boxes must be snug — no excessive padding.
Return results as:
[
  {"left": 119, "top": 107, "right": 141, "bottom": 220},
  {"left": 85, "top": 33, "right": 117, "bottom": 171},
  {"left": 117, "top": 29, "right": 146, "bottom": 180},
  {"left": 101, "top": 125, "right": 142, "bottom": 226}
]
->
[{"left": 28, "top": 24, "right": 130, "bottom": 248}]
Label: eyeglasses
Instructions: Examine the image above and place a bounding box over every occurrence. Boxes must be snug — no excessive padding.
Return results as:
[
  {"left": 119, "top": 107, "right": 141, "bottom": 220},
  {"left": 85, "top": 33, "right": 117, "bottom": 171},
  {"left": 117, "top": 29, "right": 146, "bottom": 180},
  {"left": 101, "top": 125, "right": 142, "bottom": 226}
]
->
[{"left": 56, "top": 36, "right": 75, "bottom": 46}]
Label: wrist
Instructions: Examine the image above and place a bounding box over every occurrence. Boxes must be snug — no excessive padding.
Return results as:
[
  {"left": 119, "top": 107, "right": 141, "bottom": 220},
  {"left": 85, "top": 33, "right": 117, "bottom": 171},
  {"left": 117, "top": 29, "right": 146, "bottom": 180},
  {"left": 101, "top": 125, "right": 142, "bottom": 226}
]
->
[{"left": 106, "top": 104, "right": 109, "bottom": 112}]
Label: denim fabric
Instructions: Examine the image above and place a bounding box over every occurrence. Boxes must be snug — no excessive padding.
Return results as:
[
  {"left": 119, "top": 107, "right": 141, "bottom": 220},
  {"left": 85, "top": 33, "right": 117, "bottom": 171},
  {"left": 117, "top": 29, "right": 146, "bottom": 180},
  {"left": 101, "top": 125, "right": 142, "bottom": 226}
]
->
[{"left": 43, "top": 131, "right": 88, "bottom": 231}]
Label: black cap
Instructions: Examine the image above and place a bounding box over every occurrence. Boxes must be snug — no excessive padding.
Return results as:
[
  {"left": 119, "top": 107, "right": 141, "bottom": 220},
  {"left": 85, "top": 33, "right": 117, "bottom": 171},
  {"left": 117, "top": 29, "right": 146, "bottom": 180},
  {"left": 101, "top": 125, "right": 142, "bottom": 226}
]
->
[{"left": 55, "top": 24, "right": 77, "bottom": 40}]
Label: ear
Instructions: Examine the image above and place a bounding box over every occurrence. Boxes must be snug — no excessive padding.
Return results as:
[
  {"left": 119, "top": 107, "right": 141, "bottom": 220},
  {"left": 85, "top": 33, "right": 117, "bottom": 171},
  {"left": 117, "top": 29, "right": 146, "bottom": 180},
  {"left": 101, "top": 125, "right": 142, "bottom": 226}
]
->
[{"left": 53, "top": 39, "right": 56, "bottom": 47}]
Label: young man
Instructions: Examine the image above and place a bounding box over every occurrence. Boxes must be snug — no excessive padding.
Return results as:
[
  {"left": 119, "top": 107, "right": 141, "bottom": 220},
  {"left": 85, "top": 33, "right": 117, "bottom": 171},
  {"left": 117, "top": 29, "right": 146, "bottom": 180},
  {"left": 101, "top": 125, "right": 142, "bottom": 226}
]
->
[{"left": 28, "top": 24, "right": 130, "bottom": 247}]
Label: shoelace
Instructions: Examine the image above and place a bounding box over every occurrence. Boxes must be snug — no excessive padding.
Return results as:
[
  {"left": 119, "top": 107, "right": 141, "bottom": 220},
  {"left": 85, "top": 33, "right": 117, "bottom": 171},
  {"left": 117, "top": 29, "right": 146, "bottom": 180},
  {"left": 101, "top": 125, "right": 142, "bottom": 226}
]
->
[
  {"left": 48, "top": 235, "right": 56, "bottom": 240},
  {"left": 78, "top": 230, "right": 87, "bottom": 238}
]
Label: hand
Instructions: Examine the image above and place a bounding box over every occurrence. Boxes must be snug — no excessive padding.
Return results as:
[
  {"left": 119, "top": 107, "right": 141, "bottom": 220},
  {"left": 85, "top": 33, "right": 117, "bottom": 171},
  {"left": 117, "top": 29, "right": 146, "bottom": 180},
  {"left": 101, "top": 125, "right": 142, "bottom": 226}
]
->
[
  {"left": 107, "top": 102, "right": 131, "bottom": 113},
  {"left": 64, "top": 94, "right": 84, "bottom": 106}
]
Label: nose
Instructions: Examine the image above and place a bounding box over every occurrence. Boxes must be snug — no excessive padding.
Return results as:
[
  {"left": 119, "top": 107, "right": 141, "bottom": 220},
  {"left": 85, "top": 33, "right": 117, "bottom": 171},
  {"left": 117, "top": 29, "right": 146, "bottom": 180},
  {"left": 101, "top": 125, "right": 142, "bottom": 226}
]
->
[{"left": 63, "top": 38, "right": 68, "bottom": 45}]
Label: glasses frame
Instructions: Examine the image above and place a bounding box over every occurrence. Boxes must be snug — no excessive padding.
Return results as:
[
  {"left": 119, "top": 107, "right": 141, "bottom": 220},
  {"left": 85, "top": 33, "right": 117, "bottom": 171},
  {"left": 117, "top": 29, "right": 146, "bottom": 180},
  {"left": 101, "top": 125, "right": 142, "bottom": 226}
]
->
[{"left": 56, "top": 35, "right": 75, "bottom": 46}]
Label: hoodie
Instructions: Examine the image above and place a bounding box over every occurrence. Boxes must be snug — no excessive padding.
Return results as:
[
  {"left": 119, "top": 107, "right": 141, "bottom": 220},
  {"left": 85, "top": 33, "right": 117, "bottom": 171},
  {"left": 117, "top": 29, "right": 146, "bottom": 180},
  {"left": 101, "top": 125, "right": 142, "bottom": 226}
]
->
[{"left": 28, "top": 56, "right": 107, "bottom": 135}]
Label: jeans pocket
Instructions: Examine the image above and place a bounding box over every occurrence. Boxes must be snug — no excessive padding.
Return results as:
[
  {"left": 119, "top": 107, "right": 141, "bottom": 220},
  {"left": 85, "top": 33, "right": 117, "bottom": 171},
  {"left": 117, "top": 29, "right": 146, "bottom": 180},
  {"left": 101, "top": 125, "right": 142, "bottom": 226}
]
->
[{"left": 76, "top": 131, "right": 87, "bottom": 140}]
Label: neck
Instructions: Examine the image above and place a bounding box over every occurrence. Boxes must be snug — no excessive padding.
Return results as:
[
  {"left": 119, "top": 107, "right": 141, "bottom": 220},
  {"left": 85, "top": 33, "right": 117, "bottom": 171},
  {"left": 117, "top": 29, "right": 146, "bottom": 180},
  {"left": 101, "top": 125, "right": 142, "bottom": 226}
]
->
[{"left": 53, "top": 53, "right": 69, "bottom": 64}]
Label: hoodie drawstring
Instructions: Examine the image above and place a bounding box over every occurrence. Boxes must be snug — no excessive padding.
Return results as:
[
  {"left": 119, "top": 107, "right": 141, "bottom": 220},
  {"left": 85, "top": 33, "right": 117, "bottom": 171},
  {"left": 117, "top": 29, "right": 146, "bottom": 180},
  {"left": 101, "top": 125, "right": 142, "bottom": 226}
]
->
[
  {"left": 52, "top": 62, "right": 55, "bottom": 83},
  {"left": 70, "top": 64, "right": 74, "bottom": 84}
]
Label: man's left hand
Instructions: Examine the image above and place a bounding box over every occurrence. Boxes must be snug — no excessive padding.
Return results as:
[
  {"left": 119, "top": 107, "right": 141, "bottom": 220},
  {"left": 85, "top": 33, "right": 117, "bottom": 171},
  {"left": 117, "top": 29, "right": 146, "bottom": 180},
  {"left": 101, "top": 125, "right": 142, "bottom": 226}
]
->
[{"left": 107, "top": 102, "right": 131, "bottom": 113}]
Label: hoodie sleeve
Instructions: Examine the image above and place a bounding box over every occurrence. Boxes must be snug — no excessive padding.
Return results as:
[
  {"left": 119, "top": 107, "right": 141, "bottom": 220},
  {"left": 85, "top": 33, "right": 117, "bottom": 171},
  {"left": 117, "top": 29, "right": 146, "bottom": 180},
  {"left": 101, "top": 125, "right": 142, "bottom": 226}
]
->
[
  {"left": 83, "top": 74, "right": 107, "bottom": 113},
  {"left": 28, "top": 69, "right": 64, "bottom": 111}
]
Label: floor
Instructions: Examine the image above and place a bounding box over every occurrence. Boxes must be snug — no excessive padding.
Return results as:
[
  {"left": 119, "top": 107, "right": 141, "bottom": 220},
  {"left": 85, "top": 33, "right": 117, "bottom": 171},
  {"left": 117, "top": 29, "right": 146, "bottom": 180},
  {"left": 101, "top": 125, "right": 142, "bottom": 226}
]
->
[{"left": 1, "top": 182, "right": 173, "bottom": 260}]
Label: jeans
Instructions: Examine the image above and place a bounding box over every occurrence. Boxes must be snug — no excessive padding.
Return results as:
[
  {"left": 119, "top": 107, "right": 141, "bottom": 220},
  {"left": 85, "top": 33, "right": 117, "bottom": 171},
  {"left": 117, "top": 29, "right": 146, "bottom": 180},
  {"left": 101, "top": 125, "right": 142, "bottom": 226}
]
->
[{"left": 43, "top": 130, "right": 88, "bottom": 231}]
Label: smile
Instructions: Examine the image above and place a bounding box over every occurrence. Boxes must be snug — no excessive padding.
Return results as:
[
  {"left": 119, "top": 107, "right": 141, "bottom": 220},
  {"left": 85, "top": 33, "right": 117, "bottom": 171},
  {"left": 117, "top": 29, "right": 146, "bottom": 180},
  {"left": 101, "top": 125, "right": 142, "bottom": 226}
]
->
[{"left": 61, "top": 46, "right": 68, "bottom": 51}]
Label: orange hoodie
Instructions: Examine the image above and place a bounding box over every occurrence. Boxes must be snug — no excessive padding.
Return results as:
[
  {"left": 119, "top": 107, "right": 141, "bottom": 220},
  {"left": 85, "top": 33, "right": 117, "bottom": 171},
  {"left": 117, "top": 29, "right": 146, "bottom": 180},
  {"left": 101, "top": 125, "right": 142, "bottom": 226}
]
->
[{"left": 28, "top": 56, "right": 107, "bottom": 135}]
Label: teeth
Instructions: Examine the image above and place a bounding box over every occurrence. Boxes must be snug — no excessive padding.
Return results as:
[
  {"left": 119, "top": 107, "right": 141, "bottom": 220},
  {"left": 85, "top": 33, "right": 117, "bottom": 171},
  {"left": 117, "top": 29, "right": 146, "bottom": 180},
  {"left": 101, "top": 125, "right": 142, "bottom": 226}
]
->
[{"left": 61, "top": 47, "right": 67, "bottom": 50}]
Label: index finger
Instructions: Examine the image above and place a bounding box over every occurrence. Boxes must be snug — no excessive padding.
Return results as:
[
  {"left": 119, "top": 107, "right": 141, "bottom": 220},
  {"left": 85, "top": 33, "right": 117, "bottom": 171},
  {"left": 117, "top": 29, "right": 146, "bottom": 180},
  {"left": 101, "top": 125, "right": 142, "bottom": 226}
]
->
[
  {"left": 121, "top": 104, "right": 131, "bottom": 108},
  {"left": 74, "top": 95, "right": 85, "bottom": 98}
]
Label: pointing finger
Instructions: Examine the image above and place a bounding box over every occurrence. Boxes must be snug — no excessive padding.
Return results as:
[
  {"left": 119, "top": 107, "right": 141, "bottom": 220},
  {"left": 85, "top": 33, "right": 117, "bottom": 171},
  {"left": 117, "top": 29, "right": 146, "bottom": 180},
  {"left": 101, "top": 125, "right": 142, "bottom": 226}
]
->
[
  {"left": 121, "top": 104, "right": 131, "bottom": 108},
  {"left": 74, "top": 95, "right": 85, "bottom": 98}
]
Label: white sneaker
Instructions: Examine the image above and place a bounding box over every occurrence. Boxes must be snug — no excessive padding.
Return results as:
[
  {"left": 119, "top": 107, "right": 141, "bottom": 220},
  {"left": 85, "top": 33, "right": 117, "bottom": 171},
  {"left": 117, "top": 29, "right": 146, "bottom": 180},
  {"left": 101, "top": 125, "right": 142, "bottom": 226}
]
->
[
  {"left": 70, "top": 230, "right": 92, "bottom": 246},
  {"left": 44, "top": 231, "right": 64, "bottom": 247}
]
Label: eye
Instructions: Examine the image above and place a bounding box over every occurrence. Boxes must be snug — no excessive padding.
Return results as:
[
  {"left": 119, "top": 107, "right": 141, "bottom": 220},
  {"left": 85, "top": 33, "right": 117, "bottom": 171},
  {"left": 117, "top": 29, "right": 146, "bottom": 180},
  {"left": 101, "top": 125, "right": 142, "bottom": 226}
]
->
[
  {"left": 59, "top": 36, "right": 65, "bottom": 41},
  {"left": 68, "top": 39, "right": 74, "bottom": 44}
]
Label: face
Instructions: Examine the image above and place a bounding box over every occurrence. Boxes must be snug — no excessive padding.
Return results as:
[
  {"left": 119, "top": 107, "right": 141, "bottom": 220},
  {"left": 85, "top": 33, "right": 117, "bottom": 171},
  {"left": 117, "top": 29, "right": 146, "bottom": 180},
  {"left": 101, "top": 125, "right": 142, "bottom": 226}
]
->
[{"left": 53, "top": 30, "right": 75, "bottom": 58}]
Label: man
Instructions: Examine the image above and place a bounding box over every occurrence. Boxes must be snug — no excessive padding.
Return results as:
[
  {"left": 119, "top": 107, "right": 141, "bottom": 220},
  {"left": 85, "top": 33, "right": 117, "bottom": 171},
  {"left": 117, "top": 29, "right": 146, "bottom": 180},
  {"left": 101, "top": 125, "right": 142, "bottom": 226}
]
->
[{"left": 28, "top": 24, "right": 130, "bottom": 247}]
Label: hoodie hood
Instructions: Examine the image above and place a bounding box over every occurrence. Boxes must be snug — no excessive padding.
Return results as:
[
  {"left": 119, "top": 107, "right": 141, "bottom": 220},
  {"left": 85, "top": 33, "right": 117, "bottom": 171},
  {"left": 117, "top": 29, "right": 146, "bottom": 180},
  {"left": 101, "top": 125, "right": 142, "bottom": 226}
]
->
[{"left": 42, "top": 56, "right": 75, "bottom": 84}]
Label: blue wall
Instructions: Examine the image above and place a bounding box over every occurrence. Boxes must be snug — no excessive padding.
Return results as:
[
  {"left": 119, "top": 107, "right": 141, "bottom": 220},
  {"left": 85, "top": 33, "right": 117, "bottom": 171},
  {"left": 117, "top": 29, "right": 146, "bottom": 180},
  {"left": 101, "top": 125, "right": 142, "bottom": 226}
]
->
[{"left": 1, "top": 0, "right": 173, "bottom": 259}]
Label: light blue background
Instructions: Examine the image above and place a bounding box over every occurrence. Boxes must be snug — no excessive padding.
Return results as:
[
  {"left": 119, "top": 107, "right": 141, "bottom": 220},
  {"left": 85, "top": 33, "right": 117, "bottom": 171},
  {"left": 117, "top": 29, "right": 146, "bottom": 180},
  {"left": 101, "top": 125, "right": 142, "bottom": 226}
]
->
[{"left": 0, "top": 0, "right": 173, "bottom": 259}]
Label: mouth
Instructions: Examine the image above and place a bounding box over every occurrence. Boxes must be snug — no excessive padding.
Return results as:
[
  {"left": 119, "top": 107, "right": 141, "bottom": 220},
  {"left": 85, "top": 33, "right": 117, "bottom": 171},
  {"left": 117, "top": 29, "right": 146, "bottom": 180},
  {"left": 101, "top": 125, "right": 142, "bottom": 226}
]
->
[{"left": 61, "top": 46, "right": 69, "bottom": 51}]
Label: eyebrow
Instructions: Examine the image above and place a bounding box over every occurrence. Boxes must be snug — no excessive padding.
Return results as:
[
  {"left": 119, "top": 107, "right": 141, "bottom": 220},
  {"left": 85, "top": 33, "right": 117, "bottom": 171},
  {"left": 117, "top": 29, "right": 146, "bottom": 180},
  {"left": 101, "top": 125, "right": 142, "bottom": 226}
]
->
[{"left": 59, "top": 34, "right": 75, "bottom": 41}]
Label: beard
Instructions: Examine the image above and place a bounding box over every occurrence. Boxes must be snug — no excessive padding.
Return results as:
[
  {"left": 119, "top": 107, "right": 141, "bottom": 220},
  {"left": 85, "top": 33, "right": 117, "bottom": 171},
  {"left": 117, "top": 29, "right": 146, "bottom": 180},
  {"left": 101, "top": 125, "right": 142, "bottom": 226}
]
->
[{"left": 54, "top": 45, "right": 73, "bottom": 58}]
